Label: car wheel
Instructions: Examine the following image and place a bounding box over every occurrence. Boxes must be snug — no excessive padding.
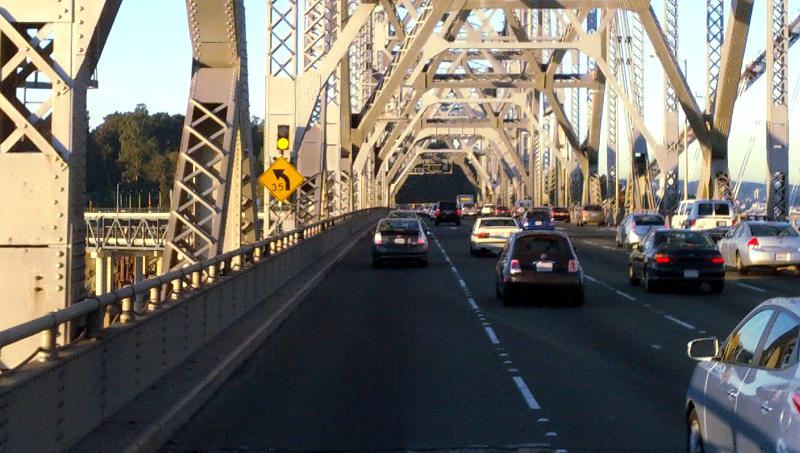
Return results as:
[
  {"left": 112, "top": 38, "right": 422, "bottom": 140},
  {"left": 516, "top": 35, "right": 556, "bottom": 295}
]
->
[
  {"left": 371, "top": 259, "right": 381, "bottom": 268},
  {"left": 687, "top": 408, "right": 705, "bottom": 453},
  {"left": 568, "top": 287, "right": 584, "bottom": 306},
  {"left": 502, "top": 284, "right": 514, "bottom": 306},
  {"left": 736, "top": 252, "right": 748, "bottom": 275},
  {"left": 470, "top": 246, "right": 477, "bottom": 256},
  {"left": 456, "top": 221, "right": 461, "bottom": 226},
  {"left": 709, "top": 280, "right": 724, "bottom": 294},
  {"left": 434, "top": 220, "right": 440, "bottom": 226},
  {"left": 616, "top": 239, "right": 622, "bottom": 248},
  {"left": 643, "top": 269, "right": 657, "bottom": 293},
  {"left": 628, "top": 264, "right": 641, "bottom": 286}
]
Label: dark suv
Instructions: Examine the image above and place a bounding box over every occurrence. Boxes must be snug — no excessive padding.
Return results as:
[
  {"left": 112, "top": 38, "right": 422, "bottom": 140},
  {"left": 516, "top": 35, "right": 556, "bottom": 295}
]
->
[{"left": 434, "top": 201, "right": 460, "bottom": 226}]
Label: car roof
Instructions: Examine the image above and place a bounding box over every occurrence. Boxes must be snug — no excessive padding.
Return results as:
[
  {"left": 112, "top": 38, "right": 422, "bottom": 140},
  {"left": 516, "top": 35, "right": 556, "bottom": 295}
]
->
[
  {"left": 742, "top": 220, "right": 791, "bottom": 226},
  {"left": 515, "top": 229, "right": 568, "bottom": 239},
  {"left": 754, "top": 297, "right": 800, "bottom": 315}
]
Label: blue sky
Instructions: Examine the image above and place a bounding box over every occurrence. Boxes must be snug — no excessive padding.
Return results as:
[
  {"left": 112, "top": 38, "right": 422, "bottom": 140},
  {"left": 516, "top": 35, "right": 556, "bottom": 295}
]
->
[{"left": 87, "top": 0, "right": 799, "bottom": 186}]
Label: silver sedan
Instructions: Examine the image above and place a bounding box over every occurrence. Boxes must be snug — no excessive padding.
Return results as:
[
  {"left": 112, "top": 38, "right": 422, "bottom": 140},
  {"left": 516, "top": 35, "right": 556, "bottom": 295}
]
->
[
  {"left": 616, "top": 212, "right": 667, "bottom": 248},
  {"left": 717, "top": 221, "right": 800, "bottom": 274},
  {"left": 686, "top": 297, "right": 800, "bottom": 453}
]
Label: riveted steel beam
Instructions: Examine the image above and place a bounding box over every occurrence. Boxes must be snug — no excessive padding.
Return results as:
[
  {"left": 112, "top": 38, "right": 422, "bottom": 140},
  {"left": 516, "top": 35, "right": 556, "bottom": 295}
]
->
[
  {"left": 0, "top": 0, "right": 121, "bottom": 365},
  {"left": 766, "top": 0, "right": 789, "bottom": 219}
]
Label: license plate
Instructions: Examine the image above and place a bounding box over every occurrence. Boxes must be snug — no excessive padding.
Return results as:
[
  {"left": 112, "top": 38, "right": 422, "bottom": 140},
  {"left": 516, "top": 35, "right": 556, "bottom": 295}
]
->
[
  {"left": 717, "top": 221, "right": 726, "bottom": 226},
  {"left": 535, "top": 261, "right": 554, "bottom": 272},
  {"left": 777, "top": 253, "right": 790, "bottom": 261},
  {"left": 684, "top": 269, "right": 699, "bottom": 278},
  {"left": 535, "top": 221, "right": 542, "bottom": 225},
  {"left": 393, "top": 238, "right": 405, "bottom": 245}
]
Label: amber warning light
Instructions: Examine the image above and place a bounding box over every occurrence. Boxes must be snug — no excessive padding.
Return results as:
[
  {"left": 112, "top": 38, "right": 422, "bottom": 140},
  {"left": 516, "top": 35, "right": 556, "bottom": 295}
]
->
[{"left": 277, "top": 125, "right": 290, "bottom": 151}]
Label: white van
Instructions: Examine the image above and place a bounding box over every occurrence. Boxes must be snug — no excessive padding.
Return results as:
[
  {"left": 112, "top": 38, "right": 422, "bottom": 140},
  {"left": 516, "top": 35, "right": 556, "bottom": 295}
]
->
[{"left": 671, "top": 199, "right": 736, "bottom": 230}]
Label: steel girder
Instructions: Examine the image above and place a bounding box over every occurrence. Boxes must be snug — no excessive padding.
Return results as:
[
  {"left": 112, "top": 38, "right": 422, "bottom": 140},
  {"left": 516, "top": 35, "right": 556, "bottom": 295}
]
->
[
  {"left": 0, "top": 0, "right": 121, "bottom": 364},
  {"left": 162, "top": 1, "right": 259, "bottom": 274},
  {"left": 766, "top": 0, "right": 789, "bottom": 219},
  {"left": 659, "top": 0, "right": 680, "bottom": 216}
]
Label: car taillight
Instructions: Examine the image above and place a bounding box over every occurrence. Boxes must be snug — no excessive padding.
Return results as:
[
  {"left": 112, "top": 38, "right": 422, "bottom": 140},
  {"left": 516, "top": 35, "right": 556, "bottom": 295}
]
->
[
  {"left": 417, "top": 236, "right": 426, "bottom": 245},
  {"left": 523, "top": 219, "right": 529, "bottom": 227},
  {"left": 747, "top": 237, "right": 759, "bottom": 247},
  {"left": 436, "top": 209, "right": 441, "bottom": 216},
  {"left": 510, "top": 259, "right": 522, "bottom": 274},
  {"left": 654, "top": 253, "right": 671, "bottom": 263},
  {"left": 373, "top": 232, "right": 382, "bottom": 245},
  {"left": 732, "top": 219, "right": 737, "bottom": 226},
  {"left": 568, "top": 259, "right": 579, "bottom": 272},
  {"left": 710, "top": 256, "right": 724, "bottom": 264},
  {"left": 456, "top": 210, "right": 461, "bottom": 216},
  {"left": 690, "top": 219, "right": 696, "bottom": 226},
  {"left": 631, "top": 221, "right": 636, "bottom": 228},
  {"left": 793, "top": 394, "right": 800, "bottom": 414},
  {"left": 477, "top": 232, "right": 489, "bottom": 239}
]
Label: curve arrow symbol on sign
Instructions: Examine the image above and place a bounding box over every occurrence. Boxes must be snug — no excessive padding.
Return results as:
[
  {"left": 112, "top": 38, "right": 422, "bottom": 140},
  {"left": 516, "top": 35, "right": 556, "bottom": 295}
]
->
[{"left": 273, "top": 168, "right": 290, "bottom": 190}]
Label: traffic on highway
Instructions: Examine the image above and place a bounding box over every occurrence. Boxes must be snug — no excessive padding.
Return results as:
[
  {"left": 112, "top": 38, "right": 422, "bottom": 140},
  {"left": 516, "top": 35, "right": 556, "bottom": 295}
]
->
[{"left": 165, "top": 203, "right": 800, "bottom": 453}]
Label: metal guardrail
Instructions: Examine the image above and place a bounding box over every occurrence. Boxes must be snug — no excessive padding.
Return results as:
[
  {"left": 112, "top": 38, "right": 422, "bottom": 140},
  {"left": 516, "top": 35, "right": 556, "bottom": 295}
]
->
[
  {"left": 85, "top": 212, "right": 170, "bottom": 251},
  {"left": 0, "top": 208, "right": 382, "bottom": 369}
]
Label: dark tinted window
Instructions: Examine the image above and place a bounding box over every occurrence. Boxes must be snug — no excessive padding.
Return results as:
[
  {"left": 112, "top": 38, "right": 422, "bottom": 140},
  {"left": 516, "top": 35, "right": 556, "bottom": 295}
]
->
[
  {"left": 635, "top": 214, "right": 665, "bottom": 225},
  {"left": 653, "top": 231, "right": 714, "bottom": 247},
  {"left": 480, "top": 219, "right": 517, "bottom": 227},
  {"left": 439, "top": 202, "right": 457, "bottom": 210},
  {"left": 714, "top": 203, "right": 731, "bottom": 215},
  {"left": 526, "top": 211, "right": 551, "bottom": 221},
  {"left": 697, "top": 203, "right": 713, "bottom": 216},
  {"left": 584, "top": 205, "right": 602, "bottom": 211},
  {"left": 749, "top": 223, "right": 799, "bottom": 237},
  {"left": 513, "top": 235, "right": 571, "bottom": 261},
  {"left": 379, "top": 219, "right": 419, "bottom": 232},
  {"left": 497, "top": 206, "right": 509, "bottom": 211},
  {"left": 552, "top": 207, "right": 568, "bottom": 214},
  {"left": 387, "top": 211, "right": 416, "bottom": 218},
  {"left": 758, "top": 312, "right": 800, "bottom": 370},
  {"left": 723, "top": 309, "right": 773, "bottom": 366}
]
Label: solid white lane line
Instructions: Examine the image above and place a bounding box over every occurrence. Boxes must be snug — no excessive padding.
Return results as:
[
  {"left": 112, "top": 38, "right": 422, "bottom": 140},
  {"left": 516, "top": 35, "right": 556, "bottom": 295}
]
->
[
  {"left": 484, "top": 326, "right": 500, "bottom": 344},
  {"left": 512, "top": 376, "right": 541, "bottom": 410},
  {"left": 733, "top": 281, "right": 767, "bottom": 293},
  {"left": 614, "top": 290, "right": 636, "bottom": 301},
  {"left": 664, "top": 315, "right": 696, "bottom": 331},
  {"left": 651, "top": 344, "right": 662, "bottom": 350}
]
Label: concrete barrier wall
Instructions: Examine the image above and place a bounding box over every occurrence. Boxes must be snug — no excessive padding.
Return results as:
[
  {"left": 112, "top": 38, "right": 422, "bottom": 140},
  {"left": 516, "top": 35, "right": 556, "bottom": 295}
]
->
[{"left": 0, "top": 209, "right": 385, "bottom": 452}]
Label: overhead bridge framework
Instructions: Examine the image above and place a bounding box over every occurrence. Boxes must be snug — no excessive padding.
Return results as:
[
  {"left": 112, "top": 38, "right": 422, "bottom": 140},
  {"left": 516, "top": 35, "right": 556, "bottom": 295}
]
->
[{"left": 1, "top": 0, "right": 791, "bottom": 359}]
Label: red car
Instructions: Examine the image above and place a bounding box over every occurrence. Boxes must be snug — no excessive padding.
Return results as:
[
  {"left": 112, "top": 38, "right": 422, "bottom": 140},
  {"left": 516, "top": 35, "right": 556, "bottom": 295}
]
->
[{"left": 495, "top": 206, "right": 512, "bottom": 216}]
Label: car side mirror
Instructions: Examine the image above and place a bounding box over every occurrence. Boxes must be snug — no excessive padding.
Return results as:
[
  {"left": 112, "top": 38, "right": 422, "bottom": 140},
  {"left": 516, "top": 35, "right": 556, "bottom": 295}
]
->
[{"left": 687, "top": 337, "right": 719, "bottom": 361}]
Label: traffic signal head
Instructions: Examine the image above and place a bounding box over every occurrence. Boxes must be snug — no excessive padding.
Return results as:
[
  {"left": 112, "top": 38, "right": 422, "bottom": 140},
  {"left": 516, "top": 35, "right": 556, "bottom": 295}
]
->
[{"left": 277, "top": 125, "right": 290, "bottom": 151}]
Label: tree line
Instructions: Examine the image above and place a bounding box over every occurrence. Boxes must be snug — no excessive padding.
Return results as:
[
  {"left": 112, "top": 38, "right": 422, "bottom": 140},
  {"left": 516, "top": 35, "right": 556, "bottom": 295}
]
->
[{"left": 87, "top": 104, "right": 264, "bottom": 208}]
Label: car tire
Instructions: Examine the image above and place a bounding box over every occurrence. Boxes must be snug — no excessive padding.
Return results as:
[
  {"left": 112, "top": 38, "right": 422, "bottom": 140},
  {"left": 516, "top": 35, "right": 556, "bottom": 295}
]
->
[
  {"left": 502, "top": 284, "right": 514, "bottom": 306},
  {"left": 709, "top": 280, "right": 724, "bottom": 294},
  {"left": 434, "top": 220, "right": 440, "bottom": 226},
  {"left": 456, "top": 221, "right": 461, "bottom": 226},
  {"left": 628, "top": 264, "right": 641, "bottom": 286},
  {"left": 736, "top": 252, "right": 749, "bottom": 275},
  {"left": 371, "top": 259, "right": 381, "bottom": 268},
  {"left": 470, "top": 246, "right": 477, "bottom": 256},
  {"left": 687, "top": 408, "right": 705, "bottom": 453},
  {"left": 643, "top": 269, "right": 658, "bottom": 293}
]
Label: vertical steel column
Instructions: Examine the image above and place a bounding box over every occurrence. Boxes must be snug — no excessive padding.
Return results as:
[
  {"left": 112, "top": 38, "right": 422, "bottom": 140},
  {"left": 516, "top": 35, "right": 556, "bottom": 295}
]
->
[
  {"left": 606, "top": 17, "right": 619, "bottom": 219},
  {"left": 0, "top": 1, "right": 120, "bottom": 365},
  {"left": 163, "top": 0, "right": 259, "bottom": 273},
  {"left": 584, "top": 9, "right": 604, "bottom": 207},
  {"left": 697, "top": 0, "right": 724, "bottom": 199},
  {"left": 766, "top": 0, "right": 789, "bottom": 219},
  {"left": 660, "top": 0, "right": 680, "bottom": 216}
]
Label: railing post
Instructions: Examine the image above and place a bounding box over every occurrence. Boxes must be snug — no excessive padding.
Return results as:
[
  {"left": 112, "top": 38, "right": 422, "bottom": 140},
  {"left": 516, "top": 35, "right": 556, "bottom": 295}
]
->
[
  {"left": 232, "top": 255, "right": 242, "bottom": 271},
  {"left": 149, "top": 287, "right": 161, "bottom": 311},
  {"left": 38, "top": 324, "right": 58, "bottom": 362},
  {"left": 170, "top": 279, "right": 181, "bottom": 300},
  {"left": 192, "top": 270, "right": 201, "bottom": 289},
  {"left": 208, "top": 263, "right": 217, "bottom": 283},
  {"left": 120, "top": 296, "right": 134, "bottom": 324},
  {"left": 253, "top": 246, "right": 262, "bottom": 262}
]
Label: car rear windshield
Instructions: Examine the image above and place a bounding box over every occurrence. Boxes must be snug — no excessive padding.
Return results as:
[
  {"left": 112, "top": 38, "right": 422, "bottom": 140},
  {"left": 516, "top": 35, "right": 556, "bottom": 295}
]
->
[
  {"left": 513, "top": 235, "right": 571, "bottom": 260},
  {"left": 462, "top": 203, "right": 474, "bottom": 208},
  {"left": 387, "top": 211, "right": 415, "bottom": 218},
  {"left": 697, "top": 202, "right": 730, "bottom": 216},
  {"left": 750, "top": 223, "right": 799, "bottom": 237},
  {"left": 653, "top": 231, "right": 714, "bottom": 247},
  {"left": 526, "top": 211, "right": 551, "bottom": 221},
  {"left": 552, "top": 207, "right": 568, "bottom": 213},
  {"left": 480, "top": 219, "right": 517, "bottom": 227},
  {"left": 635, "top": 214, "right": 665, "bottom": 225},
  {"left": 379, "top": 219, "right": 419, "bottom": 233},
  {"left": 584, "top": 205, "right": 602, "bottom": 211},
  {"left": 439, "top": 202, "right": 457, "bottom": 210}
]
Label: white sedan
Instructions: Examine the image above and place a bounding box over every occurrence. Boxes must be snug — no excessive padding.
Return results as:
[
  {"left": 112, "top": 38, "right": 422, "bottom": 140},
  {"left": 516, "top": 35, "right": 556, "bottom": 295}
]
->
[
  {"left": 469, "top": 216, "right": 520, "bottom": 255},
  {"left": 717, "top": 220, "right": 800, "bottom": 274}
]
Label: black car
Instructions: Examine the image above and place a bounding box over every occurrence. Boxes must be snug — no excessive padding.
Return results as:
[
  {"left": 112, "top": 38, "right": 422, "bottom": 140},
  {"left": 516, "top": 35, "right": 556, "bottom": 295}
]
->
[
  {"left": 495, "top": 231, "right": 584, "bottom": 306},
  {"left": 372, "top": 217, "right": 429, "bottom": 267},
  {"left": 434, "top": 201, "right": 460, "bottom": 226},
  {"left": 627, "top": 229, "right": 725, "bottom": 293}
]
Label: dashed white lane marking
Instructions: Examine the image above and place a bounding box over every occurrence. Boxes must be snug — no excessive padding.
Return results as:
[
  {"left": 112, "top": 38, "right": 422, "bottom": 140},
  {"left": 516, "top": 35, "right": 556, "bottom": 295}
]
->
[
  {"left": 584, "top": 275, "right": 598, "bottom": 283},
  {"left": 458, "top": 279, "right": 467, "bottom": 288},
  {"left": 663, "top": 315, "right": 696, "bottom": 331},
  {"left": 484, "top": 326, "right": 500, "bottom": 344},
  {"left": 733, "top": 281, "right": 767, "bottom": 293},
  {"left": 614, "top": 290, "right": 636, "bottom": 301},
  {"left": 513, "top": 376, "right": 541, "bottom": 410},
  {"left": 467, "top": 297, "right": 479, "bottom": 310},
  {"left": 651, "top": 344, "right": 662, "bottom": 350}
]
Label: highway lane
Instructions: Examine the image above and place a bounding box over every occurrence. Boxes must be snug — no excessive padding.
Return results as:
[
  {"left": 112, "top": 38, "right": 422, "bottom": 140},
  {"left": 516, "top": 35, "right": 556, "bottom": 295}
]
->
[{"left": 164, "top": 217, "right": 800, "bottom": 452}]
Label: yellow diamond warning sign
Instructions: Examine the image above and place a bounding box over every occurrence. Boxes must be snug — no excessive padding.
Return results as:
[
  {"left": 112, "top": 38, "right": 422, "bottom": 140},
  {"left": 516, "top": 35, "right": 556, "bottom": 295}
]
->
[{"left": 258, "top": 157, "right": 305, "bottom": 202}]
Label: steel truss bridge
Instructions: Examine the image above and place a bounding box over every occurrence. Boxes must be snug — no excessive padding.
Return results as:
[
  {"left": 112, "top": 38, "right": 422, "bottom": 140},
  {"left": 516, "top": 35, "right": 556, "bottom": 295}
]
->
[{"left": 0, "top": 0, "right": 795, "bottom": 451}]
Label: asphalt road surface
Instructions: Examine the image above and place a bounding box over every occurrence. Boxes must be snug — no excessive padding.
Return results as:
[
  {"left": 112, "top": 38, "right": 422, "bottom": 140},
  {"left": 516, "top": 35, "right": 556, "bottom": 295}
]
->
[{"left": 163, "top": 218, "right": 800, "bottom": 452}]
